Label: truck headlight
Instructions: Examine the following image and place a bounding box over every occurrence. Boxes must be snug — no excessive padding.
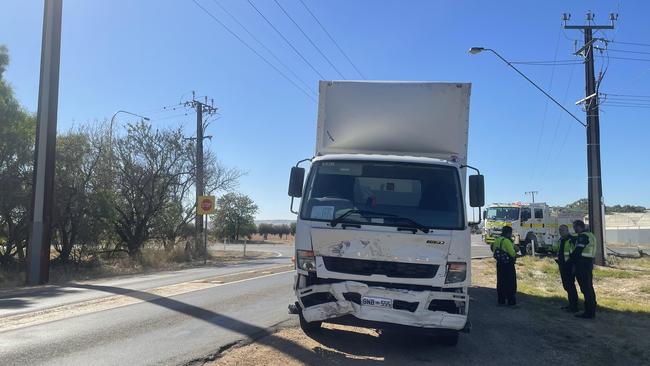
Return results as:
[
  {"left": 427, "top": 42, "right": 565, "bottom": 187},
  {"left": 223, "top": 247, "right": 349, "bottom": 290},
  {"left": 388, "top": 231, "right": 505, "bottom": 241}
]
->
[
  {"left": 296, "top": 250, "right": 316, "bottom": 272},
  {"left": 445, "top": 262, "right": 467, "bottom": 284}
]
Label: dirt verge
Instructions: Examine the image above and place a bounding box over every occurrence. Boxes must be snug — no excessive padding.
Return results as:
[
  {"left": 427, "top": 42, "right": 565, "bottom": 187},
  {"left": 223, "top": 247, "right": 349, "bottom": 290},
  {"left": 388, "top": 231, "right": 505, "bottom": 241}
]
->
[{"left": 207, "top": 257, "right": 650, "bottom": 366}]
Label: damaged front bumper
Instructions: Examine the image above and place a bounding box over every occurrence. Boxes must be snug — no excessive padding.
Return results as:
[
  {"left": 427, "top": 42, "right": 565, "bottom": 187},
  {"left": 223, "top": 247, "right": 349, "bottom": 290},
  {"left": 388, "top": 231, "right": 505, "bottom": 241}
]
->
[{"left": 295, "top": 276, "right": 469, "bottom": 330}]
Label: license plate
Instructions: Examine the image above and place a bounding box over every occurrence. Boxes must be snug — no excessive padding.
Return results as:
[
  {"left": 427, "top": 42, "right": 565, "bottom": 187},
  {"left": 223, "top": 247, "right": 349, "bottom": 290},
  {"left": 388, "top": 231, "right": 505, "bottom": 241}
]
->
[{"left": 361, "top": 296, "right": 393, "bottom": 308}]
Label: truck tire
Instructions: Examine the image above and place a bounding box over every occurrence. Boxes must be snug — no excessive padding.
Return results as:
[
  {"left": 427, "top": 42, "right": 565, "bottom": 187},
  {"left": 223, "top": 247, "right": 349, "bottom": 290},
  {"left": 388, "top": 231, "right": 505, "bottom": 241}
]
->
[
  {"left": 299, "top": 311, "right": 322, "bottom": 333},
  {"left": 518, "top": 245, "right": 527, "bottom": 256},
  {"left": 524, "top": 233, "right": 538, "bottom": 255},
  {"left": 438, "top": 331, "right": 459, "bottom": 346}
]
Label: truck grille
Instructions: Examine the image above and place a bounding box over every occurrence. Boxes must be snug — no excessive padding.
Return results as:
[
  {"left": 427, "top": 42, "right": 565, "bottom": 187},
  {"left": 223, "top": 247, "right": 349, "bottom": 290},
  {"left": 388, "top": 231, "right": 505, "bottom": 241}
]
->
[{"left": 322, "top": 257, "right": 438, "bottom": 279}]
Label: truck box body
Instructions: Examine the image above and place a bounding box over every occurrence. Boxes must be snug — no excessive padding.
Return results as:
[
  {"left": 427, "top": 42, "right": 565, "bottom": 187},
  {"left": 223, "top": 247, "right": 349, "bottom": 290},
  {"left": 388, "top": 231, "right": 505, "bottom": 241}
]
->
[
  {"left": 291, "top": 81, "right": 475, "bottom": 338},
  {"left": 316, "top": 81, "right": 471, "bottom": 164}
]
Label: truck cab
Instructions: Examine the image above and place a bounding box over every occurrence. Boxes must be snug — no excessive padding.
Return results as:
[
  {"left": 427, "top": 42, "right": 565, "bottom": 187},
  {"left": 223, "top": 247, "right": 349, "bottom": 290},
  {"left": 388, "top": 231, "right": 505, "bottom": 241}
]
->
[{"left": 287, "top": 81, "right": 483, "bottom": 345}]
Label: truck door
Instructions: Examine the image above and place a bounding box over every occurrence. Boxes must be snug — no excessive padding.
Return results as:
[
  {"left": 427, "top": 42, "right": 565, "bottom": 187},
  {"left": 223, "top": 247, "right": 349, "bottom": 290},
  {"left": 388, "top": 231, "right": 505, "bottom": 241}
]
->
[
  {"left": 520, "top": 207, "right": 531, "bottom": 229},
  {"left": 532, "top": 207, "right": 546, "bottom": 243}
]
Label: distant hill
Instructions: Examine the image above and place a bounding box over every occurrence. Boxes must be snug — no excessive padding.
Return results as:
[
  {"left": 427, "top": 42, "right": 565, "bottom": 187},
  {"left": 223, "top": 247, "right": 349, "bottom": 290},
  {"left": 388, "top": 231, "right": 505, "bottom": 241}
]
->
[
  {"left": 254, "top": 219, "right": 296, "bottom": 226},
  {"left": 553, "top": 199, "right": 647, "bottom": 214}
]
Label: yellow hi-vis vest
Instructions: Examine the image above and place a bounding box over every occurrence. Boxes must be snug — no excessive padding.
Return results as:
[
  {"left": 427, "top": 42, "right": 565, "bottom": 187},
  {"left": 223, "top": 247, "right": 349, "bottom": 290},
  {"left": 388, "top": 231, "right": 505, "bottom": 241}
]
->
[
  {"left": 579, "top": 232, "right": 597, "bottom": 258},
  {"left": 552, "top": 235, "right": 575, "bottom": 261}
]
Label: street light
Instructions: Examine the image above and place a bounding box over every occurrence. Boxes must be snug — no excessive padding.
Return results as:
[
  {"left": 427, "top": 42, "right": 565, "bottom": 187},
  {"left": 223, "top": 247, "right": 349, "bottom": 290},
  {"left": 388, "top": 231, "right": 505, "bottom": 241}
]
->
[
  {"left": 468, "top": 47, "right": 585, "bottom": 127},
  {"left": 107, "top": 110, "right": 150, "bottom": 184},
  {"left": 108, "top": 110, "right": 150, "bottom": 157},
  {"left": 109, "top": 110, "right": 150, "bottom": 146}
]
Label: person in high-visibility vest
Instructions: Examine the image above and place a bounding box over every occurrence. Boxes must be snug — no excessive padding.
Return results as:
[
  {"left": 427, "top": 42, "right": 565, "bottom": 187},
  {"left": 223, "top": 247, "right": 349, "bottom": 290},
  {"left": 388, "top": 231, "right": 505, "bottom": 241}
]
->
[
  {"left": 551, "top": 225, "right": 578, "bottom": 312},
  {"left": 490, "top": 226, "right": 517, "bottom": 306},
  {"left": 571, "top": 220, "right": 597, "bottom": 319}
]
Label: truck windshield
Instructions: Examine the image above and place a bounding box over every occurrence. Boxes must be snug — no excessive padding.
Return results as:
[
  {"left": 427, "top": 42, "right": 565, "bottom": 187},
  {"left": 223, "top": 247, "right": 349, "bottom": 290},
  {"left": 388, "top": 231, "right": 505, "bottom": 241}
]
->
[
  {"left": 300, "top": 160, "right": 464, "bottom": 230},
  {"left": 486, "top": 207, "right": 520, "bottom": 221}
]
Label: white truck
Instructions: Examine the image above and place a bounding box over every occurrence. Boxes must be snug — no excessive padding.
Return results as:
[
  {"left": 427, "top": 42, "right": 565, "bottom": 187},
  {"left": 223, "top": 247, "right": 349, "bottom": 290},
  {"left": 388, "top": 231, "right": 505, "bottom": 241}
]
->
[
  {"left": 286, "top": 81, "right": 484, "bottom": 345},
  {"left": 483, "top": 202, "right": 583, "bottom": 255}
]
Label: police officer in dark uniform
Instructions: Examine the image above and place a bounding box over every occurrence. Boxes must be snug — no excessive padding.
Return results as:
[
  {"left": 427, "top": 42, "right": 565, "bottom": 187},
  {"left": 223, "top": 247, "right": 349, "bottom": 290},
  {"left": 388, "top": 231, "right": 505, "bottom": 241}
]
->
[
  {"left": 552, "top": 224, "right": 578, "bottom": 312},
  {"left": 571, "top": 220, "right": 597, "bottom": 319}
]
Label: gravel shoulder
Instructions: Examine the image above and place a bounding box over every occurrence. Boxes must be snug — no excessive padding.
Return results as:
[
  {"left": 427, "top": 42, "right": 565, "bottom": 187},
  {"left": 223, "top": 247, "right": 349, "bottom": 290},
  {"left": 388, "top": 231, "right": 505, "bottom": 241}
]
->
[{"left": 206, "top": 257, "right": 650, "bottom": 366}]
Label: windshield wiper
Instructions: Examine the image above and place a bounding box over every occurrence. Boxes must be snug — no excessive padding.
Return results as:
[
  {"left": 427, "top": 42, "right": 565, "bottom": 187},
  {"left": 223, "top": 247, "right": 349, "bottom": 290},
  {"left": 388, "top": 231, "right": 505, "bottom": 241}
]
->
[
  {"left": 329, "top": 209, "right": 429, "bottom": 233},
  {"left": 329, "top": 209, "right": 396, "bottom": 227},
  {"left": 391, "top": 217, "right": 430, "bottom": 233}
]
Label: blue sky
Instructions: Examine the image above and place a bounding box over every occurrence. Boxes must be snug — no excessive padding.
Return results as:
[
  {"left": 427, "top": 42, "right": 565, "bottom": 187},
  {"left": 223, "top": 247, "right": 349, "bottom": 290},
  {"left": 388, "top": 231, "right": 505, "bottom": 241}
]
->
[{"left": 1, "top": 0, "right": 649, "bottom": 219}]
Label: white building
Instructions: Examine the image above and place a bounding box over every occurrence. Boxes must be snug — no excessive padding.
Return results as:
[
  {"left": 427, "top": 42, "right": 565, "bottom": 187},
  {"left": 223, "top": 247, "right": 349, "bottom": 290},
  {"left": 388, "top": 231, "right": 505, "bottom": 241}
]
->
[{"left": 605, "top": 211, "right": 650, "bottom": 246}]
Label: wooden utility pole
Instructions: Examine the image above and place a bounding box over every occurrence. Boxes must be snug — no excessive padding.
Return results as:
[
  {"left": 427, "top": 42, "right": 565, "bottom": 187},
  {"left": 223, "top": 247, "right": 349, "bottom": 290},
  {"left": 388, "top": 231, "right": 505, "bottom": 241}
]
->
[
  {"left": 564, "top": 11, "right": 617, "bottom": 265},
  {"left": 185, "top": 92, "right": 217, "bottom": 255}
]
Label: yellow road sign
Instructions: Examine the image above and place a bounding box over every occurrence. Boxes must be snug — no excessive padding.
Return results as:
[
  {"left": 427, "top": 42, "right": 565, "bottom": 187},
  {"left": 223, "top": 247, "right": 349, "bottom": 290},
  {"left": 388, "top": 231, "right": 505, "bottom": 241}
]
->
[{"left": 197, "top": 195, "right": 216, "bottom": 215}]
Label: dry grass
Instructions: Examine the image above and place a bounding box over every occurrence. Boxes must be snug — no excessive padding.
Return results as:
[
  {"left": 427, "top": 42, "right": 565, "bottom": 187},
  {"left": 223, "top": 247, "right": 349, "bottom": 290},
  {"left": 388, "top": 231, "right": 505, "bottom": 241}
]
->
[
  {"left": 0, "top": 247, "right": 277, "bottom": 289},
  {"left": 473, "top": 255, "right": 650, "bottom": 313},
  {"left": 248, "top": 234, "right": 295, "bottom": 244}
]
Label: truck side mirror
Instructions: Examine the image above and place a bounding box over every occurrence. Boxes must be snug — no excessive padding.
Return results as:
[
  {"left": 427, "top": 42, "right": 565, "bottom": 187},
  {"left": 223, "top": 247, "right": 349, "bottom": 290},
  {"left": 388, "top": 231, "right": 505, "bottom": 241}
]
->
[
  {"left": 288, "top": 167, "right": 305, "bottom": 198},
  {"left": 469, "top": 174, "right": 485, "bottom": 208}
]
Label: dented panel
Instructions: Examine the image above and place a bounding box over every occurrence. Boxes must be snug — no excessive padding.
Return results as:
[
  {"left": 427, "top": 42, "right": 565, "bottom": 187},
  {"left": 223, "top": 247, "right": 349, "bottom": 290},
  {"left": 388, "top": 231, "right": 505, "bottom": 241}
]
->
[
  {"left": 298, "top": 280, "right": 468, "bottom": 329},
  {"left": 310, "top": 227, "right": 457, "bottom": 286},
  {"left": 311, "top": 227, "right": 451, "bottom": 263}
]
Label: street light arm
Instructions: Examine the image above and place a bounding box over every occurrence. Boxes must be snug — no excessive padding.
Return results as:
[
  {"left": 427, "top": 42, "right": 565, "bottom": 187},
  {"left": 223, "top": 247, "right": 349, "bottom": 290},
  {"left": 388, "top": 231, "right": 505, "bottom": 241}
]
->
[
  {"left": 110, "top": 110, "right": 150, "bottom": 125},
  {"left": 480, "top": 48, "right": 587, "bottom": 127}
]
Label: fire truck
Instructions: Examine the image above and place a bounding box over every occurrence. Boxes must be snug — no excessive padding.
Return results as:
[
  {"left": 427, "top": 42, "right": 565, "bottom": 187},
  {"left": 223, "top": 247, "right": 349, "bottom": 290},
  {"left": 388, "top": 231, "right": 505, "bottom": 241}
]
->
[{"left": 482, "top": 202, "right": 583, "bottom": 255}]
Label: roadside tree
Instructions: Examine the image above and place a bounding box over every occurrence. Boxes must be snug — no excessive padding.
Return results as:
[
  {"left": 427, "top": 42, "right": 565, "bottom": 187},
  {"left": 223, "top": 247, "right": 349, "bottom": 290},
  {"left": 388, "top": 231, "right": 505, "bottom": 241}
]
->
[
  {"left": 112, "top": 122, "right": 192, "bottom": 258},
  {"left": 213, "top": 193, "right": 258, "bottom": 242},
  {"left": 0, "top": 45, "right": 34, "bottom": 268}
]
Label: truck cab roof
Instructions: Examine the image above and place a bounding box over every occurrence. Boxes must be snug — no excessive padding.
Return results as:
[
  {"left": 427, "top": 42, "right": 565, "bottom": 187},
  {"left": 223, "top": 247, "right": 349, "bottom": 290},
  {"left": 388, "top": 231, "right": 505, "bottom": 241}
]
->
[{"left": 313, "top": 153, "right": 460, "bottom": 167}]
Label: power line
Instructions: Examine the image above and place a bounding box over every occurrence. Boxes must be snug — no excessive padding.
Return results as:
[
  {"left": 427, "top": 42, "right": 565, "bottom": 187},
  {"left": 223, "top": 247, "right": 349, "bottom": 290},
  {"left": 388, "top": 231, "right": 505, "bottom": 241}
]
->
[
  {"left": 210, "top": 0, "right": 316, "bottom": 96},
  {"left": 599, "top": 47, "right": 650, "bottom": 55},
  {"left": 603, "top": 104, "right": 650, "bottom": 109},
  {"left": 529, "top": 27, "right": 562, "bottom": 185},
  {"left": 602, "top": 100, "right": 650, "bottom": 106},
  {"left": 136, "top": 102, "right": 185, "bottom": 115},
  {"left": 246, "top": 0, "right": 326, "bottom": 79},
  {"left": 297, "top": 0, "right": 366, "bottom": 79},
  {"left": 542, "top": 62, "right": 577, "bottom": 179},
  {"left": 150, "top": 112, "right": 191, "bottom": 122},
  {"left": 511, "top": 61, "right": 583, "bottom": 66},
  {"left": 511, "top": 59, "right": 583, "bottom": 65},
  {"left": 600, "top": 92, "right": 650, "bottom": 99},
  {"left": 191, "top": 0, "right": 316, "bottom": 102},
  {"left": 272, "top": 0, "right": 345, "bottom": 79},
  {"left": 596, "top": 55, "right": 650, "bottom": 62},
  {"left": 607, "top": 39, "right": 650, "bottom": 47}
]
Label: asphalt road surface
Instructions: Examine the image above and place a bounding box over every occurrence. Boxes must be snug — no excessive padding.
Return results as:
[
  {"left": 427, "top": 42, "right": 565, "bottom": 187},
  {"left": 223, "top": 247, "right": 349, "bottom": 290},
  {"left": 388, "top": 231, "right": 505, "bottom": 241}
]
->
[{"left": 0, "top": 239, "right": 493, "bottom": 366}]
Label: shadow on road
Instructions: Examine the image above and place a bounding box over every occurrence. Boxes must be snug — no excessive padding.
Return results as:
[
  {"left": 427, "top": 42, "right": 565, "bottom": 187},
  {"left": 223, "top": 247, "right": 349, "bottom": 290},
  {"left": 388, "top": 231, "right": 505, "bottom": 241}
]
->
[
  {"left": 0, "top": 286, "right": 77, "bottom": 310},
  {"left": 70, "top": 283, "right": 316, "bottom": 363}
]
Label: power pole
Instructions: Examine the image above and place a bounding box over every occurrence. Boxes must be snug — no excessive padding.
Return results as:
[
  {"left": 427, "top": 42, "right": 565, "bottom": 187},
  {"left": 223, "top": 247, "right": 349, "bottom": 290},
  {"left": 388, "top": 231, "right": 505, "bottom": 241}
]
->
[
  {"left": 564, "top": 11, "right": 617, "bottom": 266},
  {"left": 27, "top": 0, "right": 63, "bottom": 285},
  {"left": 185, "top": 92, "right": 217, "bottom": 255},
  {"left": 525, "top": 191, "right": 539, "bottom": 203}
]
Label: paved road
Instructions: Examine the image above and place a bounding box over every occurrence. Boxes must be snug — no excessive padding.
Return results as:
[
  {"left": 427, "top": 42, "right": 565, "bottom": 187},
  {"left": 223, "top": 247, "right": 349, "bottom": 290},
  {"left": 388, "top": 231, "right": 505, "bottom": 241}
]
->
[
  {"left": 0, "top": 245, "right": 295, "bottom": 366},
  {"left": 471, "top": 234, "right": 492, "bottom": 258},
  {"left": 0, "top": 239, "right": 493, "bottom": 366}
]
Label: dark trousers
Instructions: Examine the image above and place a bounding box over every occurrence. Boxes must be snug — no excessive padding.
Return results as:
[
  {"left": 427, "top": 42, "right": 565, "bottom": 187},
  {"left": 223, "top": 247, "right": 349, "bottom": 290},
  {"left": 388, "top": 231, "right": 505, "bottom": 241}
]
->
[
  {"left": 559, "top": 263, "right": 578, "bottom": 310},
  {"left": 575, "top": 259, "right": 597, "bottom": 316},
  {"left": 496, "top": 262, "right": 517, "bottom": 305}
]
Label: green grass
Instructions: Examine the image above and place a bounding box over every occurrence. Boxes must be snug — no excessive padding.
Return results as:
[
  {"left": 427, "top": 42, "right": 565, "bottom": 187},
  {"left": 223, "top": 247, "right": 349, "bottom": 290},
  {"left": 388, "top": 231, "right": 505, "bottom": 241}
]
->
[
  {"left": 607, "top": 256, "right": 650, "bottom": 271},
  {"left": 593, "top": 267, "right": 637, "bottom": 279},
  {"left": 507, "top": 256, "right": 650, "bottom": 314}
]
